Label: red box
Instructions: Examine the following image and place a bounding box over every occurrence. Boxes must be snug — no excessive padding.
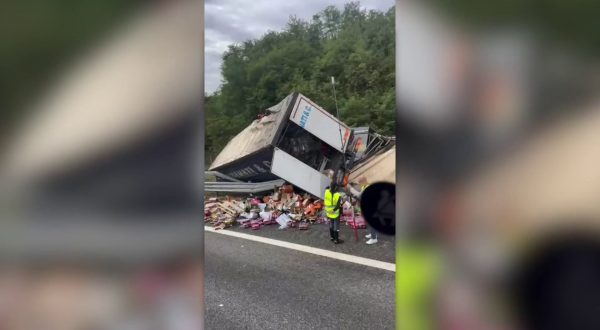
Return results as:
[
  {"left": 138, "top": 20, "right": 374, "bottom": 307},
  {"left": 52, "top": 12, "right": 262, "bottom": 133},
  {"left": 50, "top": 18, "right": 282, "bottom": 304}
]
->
[
  {"left": 349, "top": 222, "right": 366, "bottom": 229},
  {"left": 348, "top": 216, "right": 367, "bottom": 229},
  {"left": 341, "top": 215, "right": 352, "bottom": 223}
]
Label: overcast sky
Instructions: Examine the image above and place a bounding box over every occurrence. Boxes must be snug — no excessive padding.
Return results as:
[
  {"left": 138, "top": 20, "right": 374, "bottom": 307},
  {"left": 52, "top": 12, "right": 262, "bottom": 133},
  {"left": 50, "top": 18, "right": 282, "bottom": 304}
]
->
[{"left": 205, "top": 0, "right": 394, "bottom": 94}]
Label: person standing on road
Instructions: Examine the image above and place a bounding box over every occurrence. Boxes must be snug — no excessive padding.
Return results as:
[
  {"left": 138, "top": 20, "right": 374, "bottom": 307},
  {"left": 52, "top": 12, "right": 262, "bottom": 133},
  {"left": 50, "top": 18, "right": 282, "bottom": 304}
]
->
[
  {"left": 350, "top": 177, "right": 378, "bottom": 245},
  {"left": 324, "top": 183, "right": 343, "bottom": 244},
  {"left": 357, "top": 177, "right": 380, "bottom": 245}
]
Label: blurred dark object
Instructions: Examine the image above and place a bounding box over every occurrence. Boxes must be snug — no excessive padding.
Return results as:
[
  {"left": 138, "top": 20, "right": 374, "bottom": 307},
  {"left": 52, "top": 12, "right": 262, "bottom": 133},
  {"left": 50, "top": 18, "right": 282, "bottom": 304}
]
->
[
  {"left": 513, "top": 231, "right": 600, "bottom": 330},
  {"left": 360, "top": 182, "right": 395, "bottom": 236}
]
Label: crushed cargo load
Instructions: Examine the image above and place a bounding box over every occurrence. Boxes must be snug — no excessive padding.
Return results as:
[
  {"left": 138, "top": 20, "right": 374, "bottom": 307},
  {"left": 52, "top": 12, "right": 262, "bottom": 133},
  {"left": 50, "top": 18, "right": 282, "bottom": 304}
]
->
[
  {"left": 209, "top": 92, "right": 351, "bottom": 198},
  {"left": 208, "top": 92, "right": 395, "bottom": 199}
]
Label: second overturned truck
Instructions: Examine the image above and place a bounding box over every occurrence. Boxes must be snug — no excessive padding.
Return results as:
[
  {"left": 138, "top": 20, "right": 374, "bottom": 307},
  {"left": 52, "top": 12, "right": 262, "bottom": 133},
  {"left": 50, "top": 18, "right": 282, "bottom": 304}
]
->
[{"left": 209, "top": 92, "right": 392, "bottom": 198}]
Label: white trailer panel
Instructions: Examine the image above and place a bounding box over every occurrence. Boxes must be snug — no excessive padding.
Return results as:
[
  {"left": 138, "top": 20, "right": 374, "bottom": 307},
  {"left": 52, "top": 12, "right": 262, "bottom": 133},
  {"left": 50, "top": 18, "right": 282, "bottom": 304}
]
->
[
  {"left": 289, "top": 94, "right": 351, "bottom": 153},
  {"left": 271, "top": 148, "right": 331, "bottom": 199}
]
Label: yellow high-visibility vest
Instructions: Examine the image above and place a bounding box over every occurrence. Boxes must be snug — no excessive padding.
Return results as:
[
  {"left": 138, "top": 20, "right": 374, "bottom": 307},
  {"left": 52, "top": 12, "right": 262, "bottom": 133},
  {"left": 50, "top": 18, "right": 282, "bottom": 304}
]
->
[
  {"left": 397, "top": 242, "right": 441, "bottom": 330},
  {"left": 324, "top": 189, "right": 341, "bottom": 218}
]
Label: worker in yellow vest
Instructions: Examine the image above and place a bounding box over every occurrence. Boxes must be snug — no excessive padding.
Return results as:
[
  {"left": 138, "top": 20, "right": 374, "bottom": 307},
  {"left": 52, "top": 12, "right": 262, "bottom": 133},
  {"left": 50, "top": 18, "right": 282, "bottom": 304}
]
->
[{"left": 324, "top": 183, "right": 343, "bottom": 244}]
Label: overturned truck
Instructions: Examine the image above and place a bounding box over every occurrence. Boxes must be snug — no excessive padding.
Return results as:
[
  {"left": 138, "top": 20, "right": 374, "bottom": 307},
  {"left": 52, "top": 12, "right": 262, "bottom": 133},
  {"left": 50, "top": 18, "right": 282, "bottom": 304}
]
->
[{"left": 209, "top": 92, "right": 392, "bottom": 198}]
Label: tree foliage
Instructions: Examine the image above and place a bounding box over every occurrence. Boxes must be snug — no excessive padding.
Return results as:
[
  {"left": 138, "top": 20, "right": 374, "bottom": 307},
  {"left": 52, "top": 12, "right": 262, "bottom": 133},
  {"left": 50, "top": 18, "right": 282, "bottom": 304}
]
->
[{"left": 206, "top": 2, "right": 395, "bottom": 165}]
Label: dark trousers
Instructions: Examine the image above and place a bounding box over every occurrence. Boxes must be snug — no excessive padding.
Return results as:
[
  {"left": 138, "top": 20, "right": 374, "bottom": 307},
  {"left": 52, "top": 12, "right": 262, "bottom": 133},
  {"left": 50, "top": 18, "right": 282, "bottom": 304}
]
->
[
  {"left": 328, "top": 216, "right": 340, "bottom": 239},
  {"left": 368, "top": 223, "right": 378, "bottom": 239}
]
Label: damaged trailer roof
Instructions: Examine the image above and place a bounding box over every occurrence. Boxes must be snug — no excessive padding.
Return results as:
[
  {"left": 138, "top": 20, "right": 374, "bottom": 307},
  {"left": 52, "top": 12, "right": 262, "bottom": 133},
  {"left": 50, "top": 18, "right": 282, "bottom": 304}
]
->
[{"left": 209, "top": 95, "right": 293, "bottom": 170}]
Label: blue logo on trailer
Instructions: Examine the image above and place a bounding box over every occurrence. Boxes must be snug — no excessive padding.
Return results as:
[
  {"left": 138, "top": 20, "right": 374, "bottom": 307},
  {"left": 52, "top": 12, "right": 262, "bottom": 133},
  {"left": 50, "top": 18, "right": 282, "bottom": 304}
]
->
[{"left": 299, "top": 105, "right": 312, "bottom": 128}]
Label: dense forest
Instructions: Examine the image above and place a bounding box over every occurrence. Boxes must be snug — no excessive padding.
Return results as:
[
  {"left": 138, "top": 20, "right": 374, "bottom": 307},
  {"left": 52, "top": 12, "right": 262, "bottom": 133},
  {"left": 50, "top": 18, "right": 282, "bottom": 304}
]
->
[{"left": 205, "top": 2, "right": 395, "bottom": 165}]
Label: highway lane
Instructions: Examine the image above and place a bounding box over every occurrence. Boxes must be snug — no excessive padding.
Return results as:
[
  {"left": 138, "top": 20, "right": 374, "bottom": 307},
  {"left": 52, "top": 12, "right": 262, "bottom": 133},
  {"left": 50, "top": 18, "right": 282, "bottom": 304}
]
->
[{"left": 205, "top": 231, "right": 395, "bottom": 329}]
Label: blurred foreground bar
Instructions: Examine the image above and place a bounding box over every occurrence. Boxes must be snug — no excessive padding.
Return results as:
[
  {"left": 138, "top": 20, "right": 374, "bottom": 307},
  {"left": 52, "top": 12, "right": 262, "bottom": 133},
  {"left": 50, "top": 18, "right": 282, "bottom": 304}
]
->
[
  {"left": 0, "top": 1, "right": 204, "bottom": 329},
  {"left": 1, "top": 0, "right": 203, "bottom": 264},
  {"left": 396, "top": 0, "right": 600, "bottom": 329}
]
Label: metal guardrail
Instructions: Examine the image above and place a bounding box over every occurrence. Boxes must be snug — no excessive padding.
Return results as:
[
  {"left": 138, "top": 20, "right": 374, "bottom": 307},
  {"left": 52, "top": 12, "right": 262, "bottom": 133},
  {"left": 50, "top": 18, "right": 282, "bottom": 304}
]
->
[
  {"left": 204, "top": 171, "right": 243, "bottom": 182},
  {"left": 205, "top": 171, "right": 284, "bottom": 193},
  {"left": 204, "top": 179, "right": 285, "bottom": 194}
]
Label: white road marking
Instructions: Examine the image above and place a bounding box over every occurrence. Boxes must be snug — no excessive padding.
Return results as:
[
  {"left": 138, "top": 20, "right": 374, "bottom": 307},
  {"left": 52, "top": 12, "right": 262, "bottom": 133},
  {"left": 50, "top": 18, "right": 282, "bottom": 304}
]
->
[{"left": 205, "top": 226, "right": 395, "bottom": 272}]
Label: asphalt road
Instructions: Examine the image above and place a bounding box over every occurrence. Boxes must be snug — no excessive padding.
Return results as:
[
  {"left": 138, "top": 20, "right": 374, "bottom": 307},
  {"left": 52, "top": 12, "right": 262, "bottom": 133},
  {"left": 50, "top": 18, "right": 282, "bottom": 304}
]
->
[
  {"left": 205, "top": 231, "right": 395, "bottom": 330},
  {"left": 227, "top": 221, "right": 395, "bottom": 263}
]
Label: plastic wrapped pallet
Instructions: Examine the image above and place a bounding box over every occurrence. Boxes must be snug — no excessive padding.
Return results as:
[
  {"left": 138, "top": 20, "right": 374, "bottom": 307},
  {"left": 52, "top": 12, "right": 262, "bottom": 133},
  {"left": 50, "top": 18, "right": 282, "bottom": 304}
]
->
[
  {"left": 276, "top": 214, "right": 291, "bottom": 229},
  {"left": 259, "top": 211, "right": 272, "bottom": 221}
]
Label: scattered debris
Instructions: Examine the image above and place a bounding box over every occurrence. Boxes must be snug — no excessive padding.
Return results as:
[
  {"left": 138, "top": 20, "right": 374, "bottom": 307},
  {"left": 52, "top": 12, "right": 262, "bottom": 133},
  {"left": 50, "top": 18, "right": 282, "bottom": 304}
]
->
[{"left": 204, "top": 184, "right": 367, "bottom": 232}]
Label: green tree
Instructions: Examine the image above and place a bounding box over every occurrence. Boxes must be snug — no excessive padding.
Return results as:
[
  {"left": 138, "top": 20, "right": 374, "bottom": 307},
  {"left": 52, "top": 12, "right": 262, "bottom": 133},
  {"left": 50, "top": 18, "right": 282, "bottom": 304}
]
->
[{"left": 206, "top": 1, "right": 396, "bottom": 166}]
